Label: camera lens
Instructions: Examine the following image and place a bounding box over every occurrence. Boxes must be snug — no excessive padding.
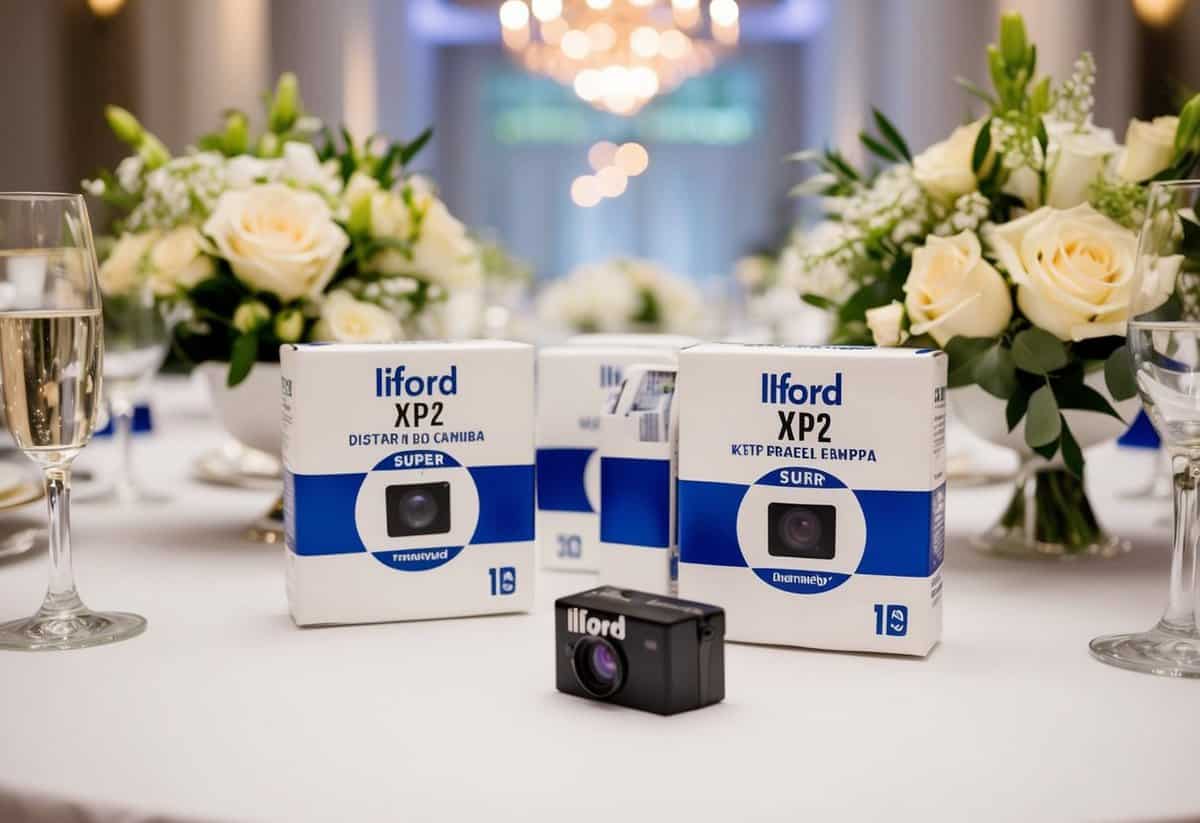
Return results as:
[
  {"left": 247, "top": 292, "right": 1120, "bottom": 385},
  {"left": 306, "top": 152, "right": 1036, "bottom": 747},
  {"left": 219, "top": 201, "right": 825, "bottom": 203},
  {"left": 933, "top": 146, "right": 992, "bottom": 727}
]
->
[
  {"left": 779, "top": 508, "right": 821, "bottom": 553},
  {"left": 386, "top": 481, "right": 451, "bottom": 537},
  {"left": 767, "top": 502, "right": 836, "bottom": 559},
  {"left": 572, "top": 636, "right": 624, "bottom": 698},
  {"left": 398, "top": 489, "right": 438, "bottom": 530}
]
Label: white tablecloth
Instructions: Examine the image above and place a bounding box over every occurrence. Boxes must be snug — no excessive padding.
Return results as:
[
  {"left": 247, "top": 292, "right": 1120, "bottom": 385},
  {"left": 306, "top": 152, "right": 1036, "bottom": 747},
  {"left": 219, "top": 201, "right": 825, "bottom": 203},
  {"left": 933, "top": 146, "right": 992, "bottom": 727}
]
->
[{"left": 0, "top": 378, "right": 1196, "bottom": 823}]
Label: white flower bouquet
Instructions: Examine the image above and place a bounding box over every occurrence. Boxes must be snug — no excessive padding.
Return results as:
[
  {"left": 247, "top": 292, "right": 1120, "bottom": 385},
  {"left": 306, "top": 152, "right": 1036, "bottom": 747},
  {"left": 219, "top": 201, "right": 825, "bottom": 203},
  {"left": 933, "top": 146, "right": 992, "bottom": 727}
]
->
[
  {"left": 537, "top": 257, "right": 704, "bottom": 335},
  {"left": 85, "top": 74, "right": 484, "bottom": 386},
  {"left": 787, "top": 12, "right": 1200, "bottom": 478}
]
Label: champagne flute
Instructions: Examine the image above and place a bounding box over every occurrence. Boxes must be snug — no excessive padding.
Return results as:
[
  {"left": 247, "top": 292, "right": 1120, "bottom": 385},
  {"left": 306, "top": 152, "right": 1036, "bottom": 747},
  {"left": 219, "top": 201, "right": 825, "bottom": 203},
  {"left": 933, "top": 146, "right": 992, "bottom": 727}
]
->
[
  {"left": 0, "top": 193, "right": 146, "bottom": 650},
  {"left": 1091, "top": 180, "right": 1200, "bottom": 676},
  {"left": 100, "top": 272, "right": 172, "bottom": 503}
]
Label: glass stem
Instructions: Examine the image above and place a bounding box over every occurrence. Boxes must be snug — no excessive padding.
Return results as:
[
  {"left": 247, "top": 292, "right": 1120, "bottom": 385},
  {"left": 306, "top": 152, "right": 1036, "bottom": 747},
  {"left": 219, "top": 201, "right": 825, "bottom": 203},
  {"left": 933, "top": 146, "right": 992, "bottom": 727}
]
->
[
  {"left": 113, "top": 396, "right": 135, "bottom": 493},
  {"left": 1163, "top": 453, "right": 1200, "bottom": 632},
  {"left": 39, "top": 466, "right": 84, "bottom": 617}
]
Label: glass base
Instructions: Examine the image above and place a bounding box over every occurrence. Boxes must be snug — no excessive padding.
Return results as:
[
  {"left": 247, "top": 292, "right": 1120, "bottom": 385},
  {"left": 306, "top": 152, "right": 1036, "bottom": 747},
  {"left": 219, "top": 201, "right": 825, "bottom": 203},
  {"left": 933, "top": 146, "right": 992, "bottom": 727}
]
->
[
  {"left": 1090, "top": 623, "right": 1200, "bottom": 678},
  {"left": 0, "top": 608, "right": 146, "bottom": 651},
  {"left": 90, "top": 478, "right": 171, "bottom": 505},
  {"left": 976, "top": 465, "right": 1129, "bottom": 559},
  {"left": 246, "top": 495, "right": 284, "bottom": 544},
  {"left": 972, "top": 527, "right": 1130, "bottom": 559}
]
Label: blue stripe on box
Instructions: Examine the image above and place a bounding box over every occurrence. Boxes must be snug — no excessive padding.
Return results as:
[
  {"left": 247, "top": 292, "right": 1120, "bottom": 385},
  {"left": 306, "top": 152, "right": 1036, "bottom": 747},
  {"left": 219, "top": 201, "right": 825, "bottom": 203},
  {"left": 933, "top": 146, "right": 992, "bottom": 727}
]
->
[
  {"left": 599, "top": 456, "right": 672, "bottom": 548},
  {"left": 536, "top": 448, "right": 595, "bottom": 513},
  {"left": 677, "top": 476, "right": 938, "bottom": 578},
  {"left": 286, "top": 463, "right": 534, "bottom": 556},
  {"left": 470, "top": 464, "right": 535, "bottom": 544},
  {"left": 677, "top": 480, "right": 749, "bottom": 567}
]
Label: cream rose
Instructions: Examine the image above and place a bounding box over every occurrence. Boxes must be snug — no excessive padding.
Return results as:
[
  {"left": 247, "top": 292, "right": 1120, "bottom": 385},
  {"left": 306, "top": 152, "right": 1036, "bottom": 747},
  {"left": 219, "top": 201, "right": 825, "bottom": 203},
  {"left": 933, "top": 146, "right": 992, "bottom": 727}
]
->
[
  {"left": 987, "top": 203, "right": 1137, "bottom": 341},
  {"left": 1117, "top": 116, "right": 1178, "bottom": 182},
  {"left": 99, "top": 231, "right": 158, "bottom": 296},
  {"left": 147, "top": 226, "right": 214, "bottom": 296},
  {"left": 912, "top": 119, "right": 986, "bottom": 202},
  {"left": 1046, "top": 124, "right": 1118, "bottom": 209},
  {"left": 410, "top": 197, "right": 483, "bottom": 291},
  {"left": 204, "top": 183, "right": 349, "bottom": 302},
  {"left": 904, "top": 230, "right": 1012, "bottom": 345},
  {"left": 866, "top": 301, "right": 907, "bottom": 347},
  {"left": 312, "top": 291, "right": 403, "bottom": 343}
]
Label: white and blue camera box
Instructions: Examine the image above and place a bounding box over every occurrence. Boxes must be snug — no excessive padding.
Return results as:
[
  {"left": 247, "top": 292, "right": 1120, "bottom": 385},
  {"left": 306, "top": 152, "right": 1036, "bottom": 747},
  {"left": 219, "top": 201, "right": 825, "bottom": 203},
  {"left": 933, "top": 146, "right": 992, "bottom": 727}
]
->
[
  {"left": 281, "top": 341, "right": 535, "bottom": 626},
  {"left": 596, "top": 364, "right": 679, "bottom": 595},
  {"left": 676, "top": 343, "right": 946, "bottom": 656},
  {"left": 536, "top": 338, "right": 691, "bottom": 572}
]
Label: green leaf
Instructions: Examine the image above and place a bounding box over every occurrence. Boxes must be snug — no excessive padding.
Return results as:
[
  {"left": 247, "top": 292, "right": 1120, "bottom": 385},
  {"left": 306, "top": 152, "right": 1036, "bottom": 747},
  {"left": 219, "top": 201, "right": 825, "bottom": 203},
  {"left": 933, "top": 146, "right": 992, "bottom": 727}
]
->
[
  {"left": 373, "top": 142, "right": 404, "bottom": 188},
  {"left": 945, "top": 336, "right": 995, "bottom": 388},
  {"left": 1011, "top": 328, "right": 1069, "bottom": 374},
  {"left": 859, "top": 132, "right": 900, "bottom": 163},
  {"left": 1032, "top": 438, "right": 1059, "bottom": 462},
  {"left": 1025, "top": 385, "right": 1062, "bottom": 447},
  {"left": 227, "top": 332, "right": 259, "bottom": 388},
  {"left": 1104, "top": 346, "right": 1137, "bottom": 401},
  {"left": 1053, "top": 379, "right": 1123, "bottom": 421},
  {"left": 837, "top": 280, "right": 899, "bottom": 324},
  {"left": 1035, "top": 117, "right": 1049, "bottom": 158},
  {"left": 955, "top": 76, "right": 997, "bottom": 107},
  {"left": 974, "top": 344, "right": 1017, "bottom": 398},
  {"left": 1060, "top": 418, "right": 1084, "bottom": 477},
  {"left": 399, "top": 127, "right": 433, "bottom": 167},
  {"left": 971, "top": 118, "right": 993, "bottom": 174},
  {"left": 823, "top": 150, "right": 861, "bottom": 182},
  {"left": 1006, "top": 383, "right": 1032, "bottom": 432},
  {"left": 872, "top": 108, "right": 912, "bottom": 162},
  {"left": 801, "top": 294, "right": 837, "bottom": 310}
]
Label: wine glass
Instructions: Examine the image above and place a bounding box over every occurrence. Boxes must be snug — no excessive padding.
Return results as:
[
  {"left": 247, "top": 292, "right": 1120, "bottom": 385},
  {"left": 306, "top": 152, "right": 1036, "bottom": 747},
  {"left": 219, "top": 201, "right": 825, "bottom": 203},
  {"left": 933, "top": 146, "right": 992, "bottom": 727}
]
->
[
  {"left": 100, "top": 273, "right": 172, "bottom": 503},
  {"left": 0, "top": 193, "right": 146, "bottom": 650},
  {"left": 1090, "top": 180, "right": 1200, "bottom": 676}
]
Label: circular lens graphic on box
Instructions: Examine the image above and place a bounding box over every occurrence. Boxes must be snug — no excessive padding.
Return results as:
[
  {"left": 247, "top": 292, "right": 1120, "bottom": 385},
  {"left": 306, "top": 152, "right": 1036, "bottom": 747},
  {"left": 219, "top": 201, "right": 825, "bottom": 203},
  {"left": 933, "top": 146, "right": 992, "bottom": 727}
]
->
[
  {"left": 355, "top": 449, "right": 480, "bottom": 570},
  {"left": 572, "top": 636, "right": 625, "bottom": 697},
  {"left": 735, "top": 466, "right": 866, "bottom": 593}
]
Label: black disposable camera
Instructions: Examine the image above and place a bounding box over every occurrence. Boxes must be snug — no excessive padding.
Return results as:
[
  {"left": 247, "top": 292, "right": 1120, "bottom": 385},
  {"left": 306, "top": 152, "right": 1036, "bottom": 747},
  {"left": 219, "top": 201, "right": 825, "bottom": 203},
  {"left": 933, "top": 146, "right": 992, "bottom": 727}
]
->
[{"left": 555, "top": 587, "right": 725, "bottom": 715}]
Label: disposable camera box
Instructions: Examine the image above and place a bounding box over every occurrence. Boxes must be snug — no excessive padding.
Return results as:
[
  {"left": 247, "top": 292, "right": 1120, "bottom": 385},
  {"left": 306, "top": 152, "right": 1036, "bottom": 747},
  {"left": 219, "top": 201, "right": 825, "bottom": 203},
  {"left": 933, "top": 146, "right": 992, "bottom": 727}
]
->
[
  {"left": 676, "top": 343, "right": 946, "bottom": 656},
  {"left": 281, "top": 341, "right": 535, "bottom": 626},
  {"left": 536, "top": 337, "right": 692, "bottom": 572},
  {"left": 596, "top": 364, "right": 679, "bottom": 595}
]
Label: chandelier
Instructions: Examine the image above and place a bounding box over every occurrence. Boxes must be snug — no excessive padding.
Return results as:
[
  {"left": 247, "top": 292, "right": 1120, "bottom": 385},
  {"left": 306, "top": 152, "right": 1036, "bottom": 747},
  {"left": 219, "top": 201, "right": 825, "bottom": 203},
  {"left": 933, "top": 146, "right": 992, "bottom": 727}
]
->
[{"left": 498, "top": 0, "right": 740, "bottom": 116}]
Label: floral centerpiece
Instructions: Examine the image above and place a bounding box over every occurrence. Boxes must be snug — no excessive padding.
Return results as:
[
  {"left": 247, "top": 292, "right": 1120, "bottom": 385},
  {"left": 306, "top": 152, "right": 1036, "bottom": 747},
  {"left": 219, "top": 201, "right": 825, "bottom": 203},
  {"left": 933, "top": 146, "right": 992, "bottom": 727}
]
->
[
  {"left": 784, "top": 13, "right": 1200, "bottom": 556},
  {"left": 537, "top": 257, "right": 704, "bottom": 335},
  {"left": 85, "top": 73, "right": 484, "bottom": 388}
]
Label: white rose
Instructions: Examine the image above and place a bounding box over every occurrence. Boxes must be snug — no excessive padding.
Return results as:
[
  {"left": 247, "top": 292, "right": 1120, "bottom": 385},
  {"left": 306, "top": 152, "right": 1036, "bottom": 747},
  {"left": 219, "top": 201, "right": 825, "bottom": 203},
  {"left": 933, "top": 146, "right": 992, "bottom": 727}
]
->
[
  {"left": 410, "top": 197, "right": 483, "bottom": 291},
  {"left": 904, "top": 230, "right": 1012, "bottom": 345},
  {"left": 913, "top": 119, "right": 986, "bottom": 202},
  {"left": 147, "top": 226, "right": 214, "bottom": 296},
  {"left": 1117, "top": 116, "right": 1178, "bottom": 182},
  {"left": 987, "top": 203, "right": 1137, "bottom": 341},
  {"left": 538, "top": 264, "right": 639, "bottom": 332},
  {"left": 225, "top": 155, "right": 274, "bottom": 189},
  {"left": 204, "top": 183, "right": 349, "bottom": 302},
  {"left": 343, "top": 171, "right": 381, "bottom": 213},
  {"left": 99, "top": 232, "right": 158, "bottom": 296},
  {"left": 1046, "top": 124, "right": 1118, "bottom": 208},
  {"left": 312, "top": 291, "right": 403, "bottom": 343},
  {"left": 280, "top": 142, "right": 342, "bottom": 196},
  {"left": 866, "top": 301, "right": 907, "bottom": 347},
  {"left": 1002, "top": 165, "right": 1040, "bottom": 211}
]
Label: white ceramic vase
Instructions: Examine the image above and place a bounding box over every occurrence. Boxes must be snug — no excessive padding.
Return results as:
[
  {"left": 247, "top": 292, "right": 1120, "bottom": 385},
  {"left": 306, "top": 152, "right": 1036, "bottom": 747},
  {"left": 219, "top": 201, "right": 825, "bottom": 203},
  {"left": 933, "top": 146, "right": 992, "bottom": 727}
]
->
[
  {"left": 201, "top": 361, "right": 284, "bottom": 542},
  {"left": 950, "top": 370, "right": 1141, "bottom": 559}
]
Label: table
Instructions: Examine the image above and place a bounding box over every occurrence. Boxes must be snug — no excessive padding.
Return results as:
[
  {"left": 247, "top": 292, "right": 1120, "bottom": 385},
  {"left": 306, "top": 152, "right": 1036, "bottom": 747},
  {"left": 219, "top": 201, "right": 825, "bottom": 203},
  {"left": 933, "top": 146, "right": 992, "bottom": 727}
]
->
[{"left": 0, "top": 377, "right": 1196, "bottom": 823}]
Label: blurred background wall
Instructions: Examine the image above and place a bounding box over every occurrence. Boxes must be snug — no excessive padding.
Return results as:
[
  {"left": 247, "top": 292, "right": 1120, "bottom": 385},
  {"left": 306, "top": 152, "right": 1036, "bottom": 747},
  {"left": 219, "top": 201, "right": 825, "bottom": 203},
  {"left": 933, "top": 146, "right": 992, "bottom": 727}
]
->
[{"left": 1, "top": 0, "right": 1197, "bottom": 281}]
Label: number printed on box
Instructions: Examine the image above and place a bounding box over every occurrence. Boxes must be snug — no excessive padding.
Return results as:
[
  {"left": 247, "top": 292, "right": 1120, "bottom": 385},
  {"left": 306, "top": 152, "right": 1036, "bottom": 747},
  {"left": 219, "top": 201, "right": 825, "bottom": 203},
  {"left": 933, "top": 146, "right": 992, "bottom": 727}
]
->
[{"left": 489, "top": 566, "right": 517, "bottom": 596}]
